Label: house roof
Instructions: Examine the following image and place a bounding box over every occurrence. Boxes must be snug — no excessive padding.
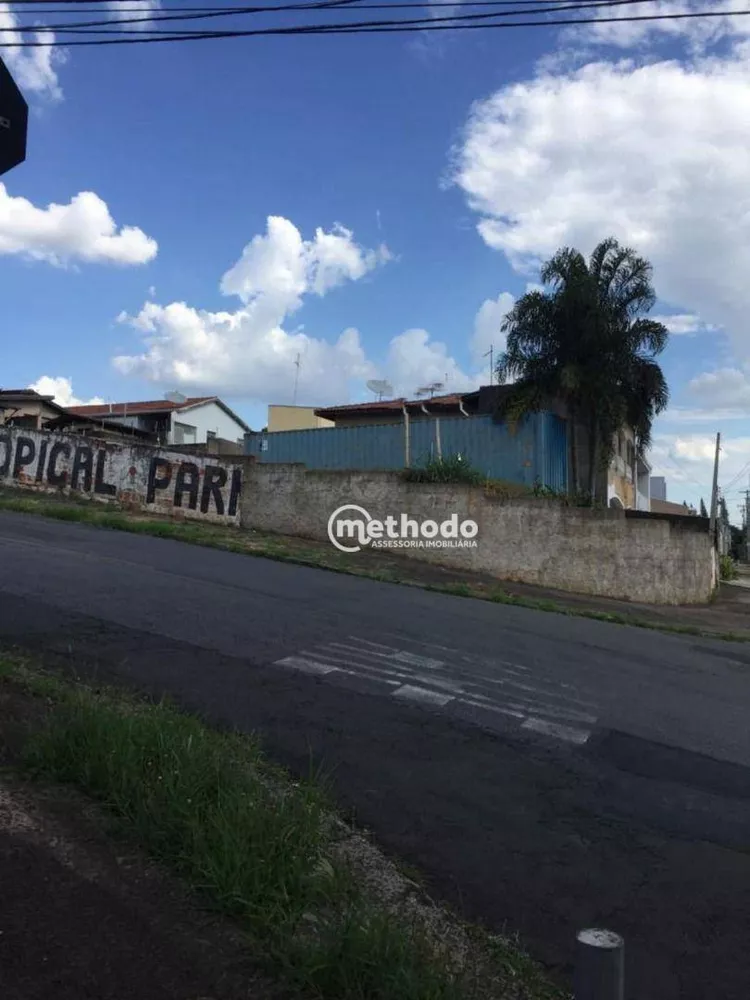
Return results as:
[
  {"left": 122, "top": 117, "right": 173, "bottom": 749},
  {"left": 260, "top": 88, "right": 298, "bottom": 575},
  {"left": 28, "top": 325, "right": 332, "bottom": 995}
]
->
[
  {"left": 68, "top": 395, "right": 251, "bottom": 432},
  {"left": 315, "top": 391, "right": 479, "bottom": 420},
  {"left": 45, "top": 411, "right": 154, "bottom": 439},
  {"left": 68, "top": 396, "right": 214, "bottom": 418},
  {"left": 0, "top": 388, "right": 66, "bottom": 414}
]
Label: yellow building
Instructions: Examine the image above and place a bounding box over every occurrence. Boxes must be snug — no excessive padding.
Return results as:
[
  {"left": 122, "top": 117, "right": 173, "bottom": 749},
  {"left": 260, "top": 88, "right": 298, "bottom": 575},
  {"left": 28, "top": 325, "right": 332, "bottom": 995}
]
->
[{"left": 267, "top": 405, "right": 334, "bottom": 432}]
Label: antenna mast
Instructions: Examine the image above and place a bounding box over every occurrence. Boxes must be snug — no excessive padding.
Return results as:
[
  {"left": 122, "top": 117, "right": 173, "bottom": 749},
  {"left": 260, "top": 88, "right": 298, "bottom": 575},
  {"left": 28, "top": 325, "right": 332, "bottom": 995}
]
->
[{"left": 292, "top": 353, "right": 301, "bottom": 405}]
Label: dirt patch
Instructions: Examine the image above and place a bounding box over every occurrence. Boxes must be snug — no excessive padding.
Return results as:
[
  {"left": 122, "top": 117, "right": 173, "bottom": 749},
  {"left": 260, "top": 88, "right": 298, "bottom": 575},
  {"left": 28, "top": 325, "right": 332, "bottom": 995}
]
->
[{"left": 0, "top": 686, "right": 283, "bottom": 1000}]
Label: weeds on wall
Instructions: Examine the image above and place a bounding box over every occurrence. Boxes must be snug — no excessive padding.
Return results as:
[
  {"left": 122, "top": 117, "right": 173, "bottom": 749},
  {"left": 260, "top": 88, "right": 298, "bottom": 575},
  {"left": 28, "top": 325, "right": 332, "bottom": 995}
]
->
[
  {"left": 531, "top": 480, "right": 601, "bottom": 507},
  {"left": 402, "top": 455, "right": 485, "bottom": 486}
]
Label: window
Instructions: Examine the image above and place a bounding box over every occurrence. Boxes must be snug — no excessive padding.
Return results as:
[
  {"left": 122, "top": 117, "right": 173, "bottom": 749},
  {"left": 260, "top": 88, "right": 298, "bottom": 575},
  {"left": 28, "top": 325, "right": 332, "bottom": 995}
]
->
[{"left": 173, "top": 421, "right": 197, "bottom": 445}]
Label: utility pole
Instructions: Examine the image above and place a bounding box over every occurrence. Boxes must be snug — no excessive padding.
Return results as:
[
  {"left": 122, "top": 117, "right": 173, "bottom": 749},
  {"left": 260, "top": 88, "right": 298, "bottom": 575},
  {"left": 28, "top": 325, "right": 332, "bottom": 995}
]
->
[
  {"left": 744, "top": 482, "right": 750, "bottom": 562},
  {"left": 708, "top": 431, "right": 721, "bottom": 544},
  {"left": 483, "top": 345, "right": 494, "bottom": 386},
  {"left": 292, "top": 353, "right": 301, "bottom": 405}
]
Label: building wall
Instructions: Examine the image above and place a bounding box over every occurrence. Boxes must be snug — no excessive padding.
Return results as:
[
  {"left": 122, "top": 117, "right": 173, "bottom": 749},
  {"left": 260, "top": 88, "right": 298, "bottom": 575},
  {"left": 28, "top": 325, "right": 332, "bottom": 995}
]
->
[
  {"left": 268, "top": 405, "right": 334, "bottom": 432},
  {"left": 0, "top": 426, "right": 242, "bottom": 525},
  {"left": 170, "top": 402, "right": 246, "bottom": 445},
  {"left": 240, "top": 464, "right": 714, "bottom": 604},
  {"left": 0, "top": 400, "right": 60, "bottom": 429},
  {"left": 246, "top": 412, "right": 569, "bottom": 491},
  {"left": 650, "top": 476, "right": 667, "bottom": 501}
]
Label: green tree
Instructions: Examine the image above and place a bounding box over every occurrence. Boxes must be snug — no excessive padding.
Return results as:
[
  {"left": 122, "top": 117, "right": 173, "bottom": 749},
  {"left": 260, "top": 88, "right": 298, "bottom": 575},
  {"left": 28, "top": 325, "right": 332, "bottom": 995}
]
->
[
  {"left": 720, "top": 495, "right": 730, "bottom": 526},
  {"left": 700, "top": 497, "right": 708, "bottom": 518},
  {"left": 497, "top": 237, "right": 669, "bottom": 499}
]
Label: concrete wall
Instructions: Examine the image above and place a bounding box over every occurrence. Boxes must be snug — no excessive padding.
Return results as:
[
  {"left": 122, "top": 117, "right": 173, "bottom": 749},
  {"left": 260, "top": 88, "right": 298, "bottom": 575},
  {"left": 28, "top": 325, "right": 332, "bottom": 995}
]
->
[
  {"left": 0, "top": 427, "right": 242, "bottom": 525},
  {"left": 240, "top": 464, "right": 714, "bottom": 604}
]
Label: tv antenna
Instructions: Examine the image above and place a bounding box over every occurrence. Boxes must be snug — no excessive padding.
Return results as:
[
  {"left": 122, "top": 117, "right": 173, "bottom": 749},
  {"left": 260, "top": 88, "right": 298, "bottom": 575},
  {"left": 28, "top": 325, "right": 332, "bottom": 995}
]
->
[
  {"left": 366, "top": 379, "right": 393, "bottom": 401},
  {"left": 292, "top": 353, "right": 301, "bottom": 405},
  {"left": 415, "top": 381, "right": 445, "bottom": 399},
  {"left": 483, "top": 345, "right": 494, "bottom": 386}
]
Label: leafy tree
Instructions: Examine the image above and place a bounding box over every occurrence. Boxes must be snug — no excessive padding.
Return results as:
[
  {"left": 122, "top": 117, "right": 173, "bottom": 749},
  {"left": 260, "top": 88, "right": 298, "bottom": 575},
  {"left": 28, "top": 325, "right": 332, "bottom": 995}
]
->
[
  {"left": 720, "top": 495, "right": 730, "bottom": 526},
  {"left": 700, "top": 497, "right": 708, "bottom": 518},
  {"left": 496, "top": 237, "right": 669, "bottom": 499}
]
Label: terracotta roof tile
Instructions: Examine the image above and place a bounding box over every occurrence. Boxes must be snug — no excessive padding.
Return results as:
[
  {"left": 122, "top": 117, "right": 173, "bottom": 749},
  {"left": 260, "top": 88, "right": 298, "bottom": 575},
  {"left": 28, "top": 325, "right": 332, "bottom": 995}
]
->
[
  {"left": 315, "top": 393, "right": 471, "bottom": 418},
  {"left": 68, "top": 396, "right": 214, "bottom": 417}
]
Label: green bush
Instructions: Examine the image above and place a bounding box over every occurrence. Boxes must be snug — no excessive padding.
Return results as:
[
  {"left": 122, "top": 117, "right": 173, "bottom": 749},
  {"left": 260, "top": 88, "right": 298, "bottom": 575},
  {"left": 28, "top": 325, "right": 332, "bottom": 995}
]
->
[
  {"left": 403, "top": 454, "right": 485, "bottom": 485},
  {"left": 720, "top": 554, "right": 738, "bottom": 581}
]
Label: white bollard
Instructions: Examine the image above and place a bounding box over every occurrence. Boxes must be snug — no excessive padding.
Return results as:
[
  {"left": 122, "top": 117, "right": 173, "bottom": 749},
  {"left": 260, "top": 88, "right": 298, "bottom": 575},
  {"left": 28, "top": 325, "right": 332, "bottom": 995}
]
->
[{"left": 574, "top": 928, "right": 625, "bottom": 1000}]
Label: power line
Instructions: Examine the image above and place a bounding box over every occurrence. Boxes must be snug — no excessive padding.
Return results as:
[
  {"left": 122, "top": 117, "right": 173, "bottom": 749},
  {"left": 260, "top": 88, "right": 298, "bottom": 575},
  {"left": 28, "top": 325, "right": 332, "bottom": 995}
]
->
[
  {"left": 6, "top": 0, "right": 654, "bottom": 6},
  {"left": 2, "top": 0, "right": 669, "bottom": 31},
  {"left": 2, "top": 3, "right": 747, "bottom": 43}
]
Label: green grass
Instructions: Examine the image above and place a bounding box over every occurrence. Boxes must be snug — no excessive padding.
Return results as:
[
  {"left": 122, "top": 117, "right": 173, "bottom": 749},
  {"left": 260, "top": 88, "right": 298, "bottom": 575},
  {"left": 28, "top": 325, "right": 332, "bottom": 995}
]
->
[
  {"left": 2, "top": 490, "right": 745, "bottom": 644},
  {"left": 1, "top": 655, "right": 564, "bottom": 1000}
]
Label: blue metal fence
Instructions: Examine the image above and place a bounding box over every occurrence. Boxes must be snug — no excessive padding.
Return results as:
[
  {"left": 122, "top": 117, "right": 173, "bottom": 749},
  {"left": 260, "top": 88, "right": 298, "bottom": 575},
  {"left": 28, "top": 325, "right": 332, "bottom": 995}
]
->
[{"left": 246, "top": 412, "right": 568, "bottom": 491}]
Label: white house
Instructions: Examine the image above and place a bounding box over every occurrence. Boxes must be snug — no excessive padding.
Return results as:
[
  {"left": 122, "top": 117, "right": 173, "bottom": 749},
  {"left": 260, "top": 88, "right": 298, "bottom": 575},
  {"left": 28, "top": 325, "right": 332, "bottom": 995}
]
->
[{"left": 68, "top": 392, "right": 250, "bottom": 447}]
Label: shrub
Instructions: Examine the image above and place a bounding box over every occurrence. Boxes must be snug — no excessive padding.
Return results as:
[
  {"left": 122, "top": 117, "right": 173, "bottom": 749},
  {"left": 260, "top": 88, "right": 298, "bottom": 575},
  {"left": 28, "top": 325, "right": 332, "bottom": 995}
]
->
[
  {"left": 403, "top": 454, "right": 485, "bottom": 486},
  {"left": 720, "top": 554, "right": 738, "bottom": 581}
]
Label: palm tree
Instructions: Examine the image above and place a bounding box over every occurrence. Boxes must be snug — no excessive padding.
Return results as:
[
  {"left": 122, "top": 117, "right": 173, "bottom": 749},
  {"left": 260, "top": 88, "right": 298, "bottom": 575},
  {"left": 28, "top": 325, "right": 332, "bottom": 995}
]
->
[{"left": 496, "top": 237, "right": 669, "bottom": 499}]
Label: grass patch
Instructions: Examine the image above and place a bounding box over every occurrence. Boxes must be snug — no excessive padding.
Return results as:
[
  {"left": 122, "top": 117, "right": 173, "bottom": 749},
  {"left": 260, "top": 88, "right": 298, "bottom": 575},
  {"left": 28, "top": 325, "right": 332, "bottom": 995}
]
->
[{"left": 1, "top": 654, "right": 564, "bottom": 1000}]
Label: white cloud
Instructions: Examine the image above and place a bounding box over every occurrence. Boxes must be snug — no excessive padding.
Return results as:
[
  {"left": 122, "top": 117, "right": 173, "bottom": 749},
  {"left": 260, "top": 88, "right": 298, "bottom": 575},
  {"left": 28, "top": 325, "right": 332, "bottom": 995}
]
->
[
  {"left": 651, "top": 313, "right": 718, "bottom": 335},
  {"left": 471, "top": 291, "right": 513, "bottom": 362},
  {"left": 384, "top": 328, "right": 480, "bottom": 397},
  {"left": 0, "top": 184, "right": 158, "bottom": 266},
  {"left": 452, "top": 55, "right": 750, "bottom": 362},
  {"left": 0, "top": 3, "right": 65, "bottom": 101},
  {"left": 220, "top": 216, "right": 388, "bottom": 308},
  {"left": 567, "top": 0, "right": 750, "bottom": 53},
  {"left": 688, "top": 368, "right": 750, "bottom": 411},
  {"left": 106, "top": 0, "right": 160, "bottom": 27},
  {"left": 114, "top": 214, "right": 509, "bottom": 404},
  {"left": 650, "top": 430, "right": 750, "bottom": 505},
  {"left": 28, "top": 376, "right": 104, "bottom": 407},
  {"left": 114, "top": 216, "right": 388, "bottom": 404}
]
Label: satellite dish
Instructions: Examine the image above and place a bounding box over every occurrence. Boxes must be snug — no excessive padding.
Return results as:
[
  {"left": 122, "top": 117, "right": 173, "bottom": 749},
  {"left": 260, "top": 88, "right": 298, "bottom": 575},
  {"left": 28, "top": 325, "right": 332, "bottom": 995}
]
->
[
  {"left": 416, "top": 381, "right": 445, "bottom": 399},
  {"left": 165, "top": 390, "right": 187, "bottom": 404},
  {"left": 366, "top": 379, "right": 393, "bottom": 401}
]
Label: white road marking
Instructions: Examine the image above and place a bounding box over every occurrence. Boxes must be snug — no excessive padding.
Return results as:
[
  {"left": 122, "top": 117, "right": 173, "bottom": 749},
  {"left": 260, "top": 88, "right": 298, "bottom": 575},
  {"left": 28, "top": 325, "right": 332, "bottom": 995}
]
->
[
  {"left": 274, "top": 636, "right": 599, "bottom": 744},
  {"left": 275, "top": 656, "right": 340, "bottom": 676},
  {"left": 326, "top": 641, "right": 445, "bottom": 671},
  {"left": 460, "top": 698, "right": 525, "bottom": 719},
  {"left": 521, "top": 717, "right": 591, "bottom": 745},
  {"left": 298, "top": 651, "right": 402, "bottom": 686},
  {"left": 393, "top": 685, "right": 454, "bottom": 708}
]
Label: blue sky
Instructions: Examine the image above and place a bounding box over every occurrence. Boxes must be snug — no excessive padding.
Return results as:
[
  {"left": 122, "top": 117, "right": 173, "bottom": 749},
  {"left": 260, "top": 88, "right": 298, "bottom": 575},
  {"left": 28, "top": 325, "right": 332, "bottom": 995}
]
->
[{"left": 2, "top": 1, "right": 750, "bottom": 518}]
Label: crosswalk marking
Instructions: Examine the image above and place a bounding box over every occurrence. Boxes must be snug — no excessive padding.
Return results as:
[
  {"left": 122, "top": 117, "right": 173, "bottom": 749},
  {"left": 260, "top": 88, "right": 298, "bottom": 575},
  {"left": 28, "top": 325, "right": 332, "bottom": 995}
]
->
[
  {"left": 393, "top": 685, "right": 454, "bottom": 707},
  {"left": 521, "top": 717, "right": 591, "bottom": 745},
  {"left": 272, "top": 635, "right": 597, "bottom": 745}
]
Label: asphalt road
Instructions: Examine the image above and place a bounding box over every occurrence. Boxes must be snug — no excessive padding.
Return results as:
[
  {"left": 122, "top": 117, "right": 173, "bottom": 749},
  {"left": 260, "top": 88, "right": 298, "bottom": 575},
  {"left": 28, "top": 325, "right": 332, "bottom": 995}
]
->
[{"left": 1, "top": 511, "right": 750, "bottom": 999}]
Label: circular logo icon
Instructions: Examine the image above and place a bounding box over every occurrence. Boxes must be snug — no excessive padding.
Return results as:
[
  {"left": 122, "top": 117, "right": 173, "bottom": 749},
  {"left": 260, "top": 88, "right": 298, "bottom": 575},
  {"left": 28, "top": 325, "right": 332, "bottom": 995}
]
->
[{"left": 327, "top": 504, "right": 373, "bottom": 553}]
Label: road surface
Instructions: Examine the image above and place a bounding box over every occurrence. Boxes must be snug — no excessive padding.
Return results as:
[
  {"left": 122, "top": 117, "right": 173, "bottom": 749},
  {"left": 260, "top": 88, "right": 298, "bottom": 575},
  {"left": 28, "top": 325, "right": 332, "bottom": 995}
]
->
[{"left": 1, "top": 511, "right": 750, "bottom": 999}]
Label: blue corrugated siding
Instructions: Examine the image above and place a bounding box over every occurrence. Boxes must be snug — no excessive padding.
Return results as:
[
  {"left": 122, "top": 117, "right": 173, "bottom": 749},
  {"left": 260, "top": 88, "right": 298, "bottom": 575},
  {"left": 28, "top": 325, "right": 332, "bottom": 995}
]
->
[
  {"left": 542, "top": 412, "right": 569, "bottom": 492},
  {"left": 246, "top": 412, "right": 568, "bottom": 489}
]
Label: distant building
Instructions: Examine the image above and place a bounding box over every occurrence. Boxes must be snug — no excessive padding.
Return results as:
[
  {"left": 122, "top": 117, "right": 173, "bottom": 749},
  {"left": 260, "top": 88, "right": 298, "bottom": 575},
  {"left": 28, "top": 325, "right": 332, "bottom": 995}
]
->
[
  {"left": 0, "top": 389, "right": 154, "bottom": 443},
  {"left": 651, "top": 498, "right": 698, "bottom": 517},
  {"left": 267, "top": 405, "right": 334, "bottom": 432},
  {"left": 0, "top": 388, "right": 65, "bottom": 429},
  {"left": 606, "top": 426, "right": 651, "bottom": 512},
  {"left": 68, "top": 395, "right": 250, "bottom": 447},
  {"left": 650, "top": 476, "right": 667, "bottom": 501}
]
